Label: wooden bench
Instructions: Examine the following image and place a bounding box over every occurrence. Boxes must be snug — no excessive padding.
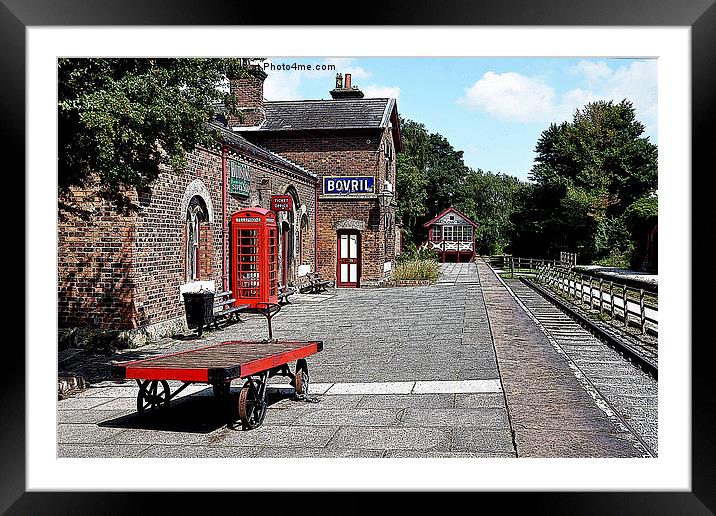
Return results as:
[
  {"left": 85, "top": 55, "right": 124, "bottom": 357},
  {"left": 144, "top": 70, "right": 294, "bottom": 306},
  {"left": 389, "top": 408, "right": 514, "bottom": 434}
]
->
[
  {"left": 294, "top": 275, "right": 314, "bottom": 294},
  {"left": 212, "top": 290, "right": 250, "bottom": 330},
  {"left": 307, "top": 272, "right": 333, "bottom": 293},
  {"left": 278, "top": 284, "right": 297, "bottom": 305}
]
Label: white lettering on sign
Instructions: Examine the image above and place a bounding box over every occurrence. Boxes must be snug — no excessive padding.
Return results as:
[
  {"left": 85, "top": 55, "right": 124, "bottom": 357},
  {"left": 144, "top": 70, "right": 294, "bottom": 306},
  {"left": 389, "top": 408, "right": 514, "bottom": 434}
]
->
[
  {"left": 323, "top": 176, "right": 375, "bottom": 195},
  {"left": 236, "top": 217, "right": 261, "bottom": 223}
]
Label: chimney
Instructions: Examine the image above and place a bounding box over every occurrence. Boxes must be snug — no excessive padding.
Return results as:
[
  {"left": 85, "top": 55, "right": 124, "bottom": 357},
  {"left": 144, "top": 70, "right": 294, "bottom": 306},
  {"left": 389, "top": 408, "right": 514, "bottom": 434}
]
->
[
  {"left": 330, "top": 71, "right": 364, "bottom": 100},
  {"left": 228, "top": 61, "right": 267, "bottom": 127}
]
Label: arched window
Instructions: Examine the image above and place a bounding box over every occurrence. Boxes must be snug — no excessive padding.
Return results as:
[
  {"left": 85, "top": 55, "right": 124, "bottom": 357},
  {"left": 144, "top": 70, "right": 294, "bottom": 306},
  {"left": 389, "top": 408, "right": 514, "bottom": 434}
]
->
[{"left": 186, "top": 196, "right": 207, "bottom": 282}]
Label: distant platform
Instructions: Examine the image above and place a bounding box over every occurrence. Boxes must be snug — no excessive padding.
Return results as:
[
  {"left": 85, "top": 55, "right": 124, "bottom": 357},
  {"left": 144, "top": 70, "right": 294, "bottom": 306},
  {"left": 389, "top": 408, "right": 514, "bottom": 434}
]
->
[{"left": 574, "top": 265, "right": 657, "bottom": 292}]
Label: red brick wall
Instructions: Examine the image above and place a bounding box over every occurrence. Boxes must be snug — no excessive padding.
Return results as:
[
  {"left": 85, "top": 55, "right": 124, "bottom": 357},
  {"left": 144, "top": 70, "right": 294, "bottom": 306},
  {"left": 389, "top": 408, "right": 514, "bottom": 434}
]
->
[
  {"left": 228, "top": 69, "right": 267, "bottom": 127},
  {"left": 58, "top": 185, "right": 139, "bottom": 329},
  {"left": 131, "top": 146, "right": 316, "bottom": 328},
  {"left": 58, "top": 143, "right": 316, "bottom": 332},
  {"left": 244, "top": 126, "right": 398, "bottom": 284}
]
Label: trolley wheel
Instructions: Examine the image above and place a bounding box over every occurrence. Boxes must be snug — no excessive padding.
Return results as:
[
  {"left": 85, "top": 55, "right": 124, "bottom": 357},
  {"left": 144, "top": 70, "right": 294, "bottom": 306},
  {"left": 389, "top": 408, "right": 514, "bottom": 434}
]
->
[
  {"left": 295, "top": 359, "right": 309, "bottom": 396},
  {"left": 137, "top": 380, "right": 170, "bottom": 414},
  {"left": 238, "top": 379, "right": 267, "bottom": 430}
]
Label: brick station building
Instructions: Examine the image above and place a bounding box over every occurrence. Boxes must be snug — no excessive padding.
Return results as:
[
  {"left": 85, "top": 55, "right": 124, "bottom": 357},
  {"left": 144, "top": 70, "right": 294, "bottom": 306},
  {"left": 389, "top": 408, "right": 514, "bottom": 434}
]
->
[
  {"left": 232, "top": 68, "right": 402, "bottom": 287},
  {"left": 58, "top": 66, "right": 402, "bottom": 347},
  {"left": 58, "top": 123, "right": 318, "bottom": 347}
]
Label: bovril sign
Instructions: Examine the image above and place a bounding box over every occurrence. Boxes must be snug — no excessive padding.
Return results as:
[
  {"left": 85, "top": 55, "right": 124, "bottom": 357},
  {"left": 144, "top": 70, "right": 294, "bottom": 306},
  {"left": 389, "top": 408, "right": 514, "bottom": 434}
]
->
[{"left": 323, "top": 176, "right": 375, "bottom": 195}]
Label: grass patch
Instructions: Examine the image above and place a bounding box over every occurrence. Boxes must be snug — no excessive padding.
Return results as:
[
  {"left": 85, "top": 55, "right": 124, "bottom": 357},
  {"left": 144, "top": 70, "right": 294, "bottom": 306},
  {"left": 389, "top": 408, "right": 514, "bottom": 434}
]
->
[{"left": 392, "top": 258, "right": 440, "bottom": 282}]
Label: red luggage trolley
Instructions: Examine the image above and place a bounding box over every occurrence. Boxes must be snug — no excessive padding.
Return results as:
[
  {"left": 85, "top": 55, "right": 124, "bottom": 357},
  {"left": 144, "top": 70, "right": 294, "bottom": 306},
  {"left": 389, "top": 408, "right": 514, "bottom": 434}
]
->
[
  {"left": 112, "top": 304, "right": 322, "bottom": 430},
  {"left": 231, "top": 207, "right": 279, "bottom": 309}
]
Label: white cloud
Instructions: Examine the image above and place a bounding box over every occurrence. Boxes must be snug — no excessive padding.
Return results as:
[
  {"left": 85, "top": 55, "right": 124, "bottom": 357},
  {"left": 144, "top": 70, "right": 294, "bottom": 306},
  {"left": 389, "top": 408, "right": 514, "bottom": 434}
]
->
[
  {"left": 362, "top": 85, "right": 400, "bottom": 101},
  {"left": 457, "top": 71, "right": 555, "bottom": 123},
  {"left": 459, "top": 61, "right": 657, "bottom": 134},
  {"left": 573, "top": 61, "right": 612, "bottom": 85}
]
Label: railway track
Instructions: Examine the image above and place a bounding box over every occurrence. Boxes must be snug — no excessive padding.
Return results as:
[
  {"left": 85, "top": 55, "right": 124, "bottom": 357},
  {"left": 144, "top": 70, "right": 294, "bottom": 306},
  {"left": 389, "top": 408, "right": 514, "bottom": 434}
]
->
[{"left": 505, "top": 278, "right": 658, "bottom": 457}]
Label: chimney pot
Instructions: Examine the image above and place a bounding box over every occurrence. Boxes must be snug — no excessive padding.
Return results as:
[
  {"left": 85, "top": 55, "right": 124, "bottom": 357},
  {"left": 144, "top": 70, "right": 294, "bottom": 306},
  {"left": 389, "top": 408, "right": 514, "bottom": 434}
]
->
[
  {"left": 345, "top": 73, "right": 352, "bottom": 89},
  {"left": 335, "top": 73, "right": 343, "bottom": 89}
]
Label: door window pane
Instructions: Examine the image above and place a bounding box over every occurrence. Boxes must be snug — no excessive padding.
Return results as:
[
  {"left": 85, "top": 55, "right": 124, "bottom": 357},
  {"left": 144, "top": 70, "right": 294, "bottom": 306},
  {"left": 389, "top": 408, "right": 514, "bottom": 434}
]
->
[
  {"left": 349, "top": 234, "right": 358, "bottom": 258},
  {"left": 340, "top": 235, "right": 349, "bottom": 258}
]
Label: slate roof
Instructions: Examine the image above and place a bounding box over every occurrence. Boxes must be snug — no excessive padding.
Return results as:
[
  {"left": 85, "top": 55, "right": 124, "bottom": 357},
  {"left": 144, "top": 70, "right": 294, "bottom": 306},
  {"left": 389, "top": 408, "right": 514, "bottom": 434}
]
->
[
  {"left": 207, "top": 121, "right": 316, "bottom": 179},
  {"left": 260, "top": 98, "right": 396, "bottom": 132}
]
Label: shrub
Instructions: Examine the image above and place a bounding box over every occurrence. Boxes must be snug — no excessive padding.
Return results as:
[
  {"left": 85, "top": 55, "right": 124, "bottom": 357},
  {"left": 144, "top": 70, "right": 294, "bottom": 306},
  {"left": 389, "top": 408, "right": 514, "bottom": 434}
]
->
[
  {"left": 392, "top": 258, "right": 440, "bottom": 282},
  {"left": 396, "top": 245, "right": 439, "bottom": 264},
  {"left": 593, "top": 248, "right": 633, "bottom": 268}
]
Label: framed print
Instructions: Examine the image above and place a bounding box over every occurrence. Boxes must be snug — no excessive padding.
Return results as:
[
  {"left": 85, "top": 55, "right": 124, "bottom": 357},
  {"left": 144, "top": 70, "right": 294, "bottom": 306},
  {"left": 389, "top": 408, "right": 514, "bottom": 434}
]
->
[{"left": 7, "top": 0, "right": 714, "bottom": 513}]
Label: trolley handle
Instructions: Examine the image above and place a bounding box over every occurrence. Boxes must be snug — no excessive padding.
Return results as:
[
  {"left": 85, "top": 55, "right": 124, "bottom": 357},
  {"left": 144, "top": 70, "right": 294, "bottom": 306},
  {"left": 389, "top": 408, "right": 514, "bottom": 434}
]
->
[{"left": 255, "top": 302, "right": 281, "bottom": 341}]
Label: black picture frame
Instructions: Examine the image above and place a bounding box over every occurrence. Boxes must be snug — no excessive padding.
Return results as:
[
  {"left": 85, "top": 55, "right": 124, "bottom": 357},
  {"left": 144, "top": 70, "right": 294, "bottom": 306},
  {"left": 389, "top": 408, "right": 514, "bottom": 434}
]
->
[{"left": 6, "top": 0, "right": 713, "bottom": 513}]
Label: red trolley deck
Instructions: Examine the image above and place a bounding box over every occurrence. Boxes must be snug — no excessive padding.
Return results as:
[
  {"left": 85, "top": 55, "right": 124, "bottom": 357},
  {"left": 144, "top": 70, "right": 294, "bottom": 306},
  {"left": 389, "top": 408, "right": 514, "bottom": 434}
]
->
[
  {"left": 111, "top": 303, "right": 322, "bottom": 430},
  {"left": 113, "top": 340, "right": 322, "bottom": 383}
]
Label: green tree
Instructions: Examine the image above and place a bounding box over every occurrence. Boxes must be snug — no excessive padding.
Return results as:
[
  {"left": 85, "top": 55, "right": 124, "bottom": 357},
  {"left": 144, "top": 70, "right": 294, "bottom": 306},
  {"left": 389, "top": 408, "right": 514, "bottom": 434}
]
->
[
  {"left": 459, "top": 170, "right": 528, "bottom": 254},
  {"left": 58, "top": 58, "right": 255, "bottom": 217},
  {"left": 424, "top": 133, "right": 470, "bottom": 218},
  {"left": 523, "top": 100, "right": 657, "bottom": 264}
]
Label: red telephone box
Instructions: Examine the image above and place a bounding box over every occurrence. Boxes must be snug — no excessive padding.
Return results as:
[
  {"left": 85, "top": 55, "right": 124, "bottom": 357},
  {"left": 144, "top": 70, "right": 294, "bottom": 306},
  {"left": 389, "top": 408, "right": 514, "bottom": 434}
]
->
[{"left": 230, "top": 207, "right": 279, "bottom": 308}]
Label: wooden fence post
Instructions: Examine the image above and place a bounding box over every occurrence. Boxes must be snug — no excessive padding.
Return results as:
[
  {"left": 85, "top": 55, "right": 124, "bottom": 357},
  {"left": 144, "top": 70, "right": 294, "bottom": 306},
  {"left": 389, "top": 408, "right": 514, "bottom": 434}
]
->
[
  {"left": 639, "top": 289, "right": 646, "bottom": 334},
  {"left": 599, "top": 279, "right": 604, "bottom": 313},
  {"left": 589, "top": 279, "right": 594, "bottom": 309},
  {"left": 609, "top": 281, "right": 614, "bottom": 318},
  {"left": 623, "top": 286, "right": 629, "bottom": 327}
]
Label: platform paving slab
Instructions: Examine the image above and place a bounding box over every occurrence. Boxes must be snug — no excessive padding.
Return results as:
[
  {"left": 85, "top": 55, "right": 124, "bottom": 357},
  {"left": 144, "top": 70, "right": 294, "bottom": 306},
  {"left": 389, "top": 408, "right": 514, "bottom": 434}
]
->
[
  {"left": 326, "top": 426, "right": 450, "bottom": 451},
  {"left": 292, "top": 408, "right": 400, "bottom": 427},
  {"left": 451, "top": 428, "right": 516, "bottom": 454},
  {"left": 401, "top": 408, "right": 509, "bottom": 429},
  {"left": 138, "top": 445, "right": 264, "bottom": 458},
  {"left": 383, "top": 450, "right": 516, "bottom": 458},
  {"left": 215, "top": 425, "right": 340, "bottom": 448},
  {"left": 257, "top": 447, "right": 384, "bottom": 458},
  {"left": 58, "top": 444, "right": 150, "bottom": 458}
]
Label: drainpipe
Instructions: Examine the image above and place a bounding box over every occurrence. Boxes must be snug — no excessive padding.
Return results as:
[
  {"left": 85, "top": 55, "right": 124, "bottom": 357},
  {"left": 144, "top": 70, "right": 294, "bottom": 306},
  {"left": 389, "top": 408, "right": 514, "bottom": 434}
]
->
[
  {"left": 314, "top": 181, "right": 319, "bottom": 274},
  {"left": 221, "top": 144, "right": 228, "bottom": 291}
]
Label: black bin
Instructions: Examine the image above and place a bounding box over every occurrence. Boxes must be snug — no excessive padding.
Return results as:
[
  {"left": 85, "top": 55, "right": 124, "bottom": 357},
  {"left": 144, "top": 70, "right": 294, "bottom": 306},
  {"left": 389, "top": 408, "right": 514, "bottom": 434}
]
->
[{"left": 182, "top": 291, "right": 214, "bottom": 337}]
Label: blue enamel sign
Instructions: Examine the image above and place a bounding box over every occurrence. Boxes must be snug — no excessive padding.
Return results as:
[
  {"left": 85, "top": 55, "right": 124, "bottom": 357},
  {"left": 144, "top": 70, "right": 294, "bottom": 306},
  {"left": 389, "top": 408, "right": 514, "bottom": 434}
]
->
[{"left": 323, "top": 176, "right": 375, "bottom": 195}]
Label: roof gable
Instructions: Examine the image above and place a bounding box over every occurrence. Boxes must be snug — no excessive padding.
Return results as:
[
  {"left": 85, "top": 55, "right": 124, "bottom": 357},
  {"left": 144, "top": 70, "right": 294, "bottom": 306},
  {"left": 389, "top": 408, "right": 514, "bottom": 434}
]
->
[{"left": 423, "top": 206, "right": 478, "bottom": 227}]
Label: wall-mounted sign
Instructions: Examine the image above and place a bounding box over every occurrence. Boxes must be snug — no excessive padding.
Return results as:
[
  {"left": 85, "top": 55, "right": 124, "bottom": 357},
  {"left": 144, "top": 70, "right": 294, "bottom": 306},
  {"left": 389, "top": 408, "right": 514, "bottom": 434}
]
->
[
  {"left": 323, "top": 176, "right": 375, "bottom": 195},
  {"left": 270, "top": 195, "right": 293, "bottom": 212},
  {"left": 229, "top": 159, "right": 251, "bottom": 197}
]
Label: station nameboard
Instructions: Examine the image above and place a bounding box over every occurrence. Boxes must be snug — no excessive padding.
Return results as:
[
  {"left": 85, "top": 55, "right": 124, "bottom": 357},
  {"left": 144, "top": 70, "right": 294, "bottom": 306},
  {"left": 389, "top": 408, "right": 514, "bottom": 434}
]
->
[
  {"left": 323, "top": 176, "right": 375, "bottom": 195},
  {"left": 271, "top": 195, "right": 293, "bottom": 212},
  {"left": 228, "top": 159, "right": 251, "bottom": 197}
]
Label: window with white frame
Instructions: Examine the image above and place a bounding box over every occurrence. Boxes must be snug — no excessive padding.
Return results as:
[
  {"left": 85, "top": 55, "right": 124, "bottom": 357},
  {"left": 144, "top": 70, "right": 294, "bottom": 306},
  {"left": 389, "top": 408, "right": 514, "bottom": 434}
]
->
[
  {"left": 442, "top": 225, "right": 454, "bottom": 241},
  {"left": 186, "top": 196, "right": 207, "bottom": 282}
]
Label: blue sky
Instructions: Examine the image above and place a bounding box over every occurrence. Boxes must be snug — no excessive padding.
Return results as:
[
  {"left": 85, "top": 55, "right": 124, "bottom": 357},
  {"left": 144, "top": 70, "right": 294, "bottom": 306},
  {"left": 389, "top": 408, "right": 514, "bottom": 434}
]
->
[{"left": 260, "top": 57, "right": 657, "bottom": 182}]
